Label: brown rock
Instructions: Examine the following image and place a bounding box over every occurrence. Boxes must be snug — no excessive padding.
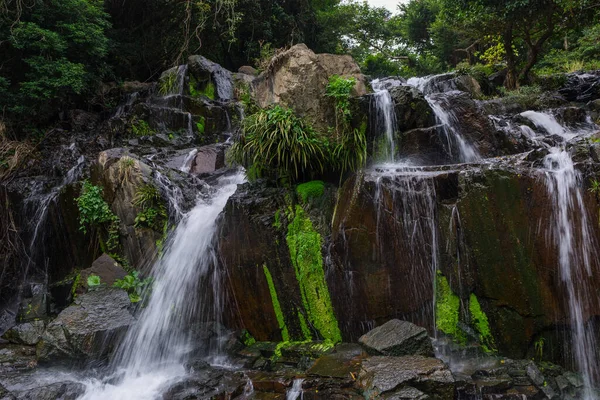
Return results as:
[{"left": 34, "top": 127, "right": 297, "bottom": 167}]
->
[{"left": 78, "top": 254, "right": 127, "bottom": 292}]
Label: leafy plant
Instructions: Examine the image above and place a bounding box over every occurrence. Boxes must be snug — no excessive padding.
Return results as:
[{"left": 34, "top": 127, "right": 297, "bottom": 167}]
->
[
  {"left": 130, "top": 118, "right": 154, "bottom": 137},
  {"left": 534, "top": 336, "right": 545, "bottom": 360},
  {"left": 326, "top": 75, "right": 356, "bottom": 136},
  {"left": 589, "top": 179, "right": 600, "bottom": 196},
  {"left": 113, "top": 271, "right": 153, "bottom": 303},
  {"left": 87, "top": 274, "right": 101, "bottom": 288},
  {"left": 229, "top": 105, "right": 327, "bottom": 182},
  {"left": 196, "top": 116, "right": 206, "bottom": 135},
  {"left": 76, "top": 181, "right": 121, "bottom": 252},
  {"left": 133, "top": 184, "right": 167, "bottom": 231},
  {"left": 118, "top": 156, "right": 138, "bottom": 185},
  {"left": 159, "top": 70, "right": 178, "bottom": 96}
]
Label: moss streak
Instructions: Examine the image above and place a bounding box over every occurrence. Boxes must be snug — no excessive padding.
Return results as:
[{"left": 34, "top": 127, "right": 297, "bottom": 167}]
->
[
  {"left": 262, "top": 264, "right": 289, "bottom": 341},
  {"left": 286, "top": 205, "right": 342, "bottom": 343}
]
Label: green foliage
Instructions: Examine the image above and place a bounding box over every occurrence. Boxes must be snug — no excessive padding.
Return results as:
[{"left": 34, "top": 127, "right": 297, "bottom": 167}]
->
[
  {"left": 296, "top": 181, "right": 325, "bottom": 203},
  {"left": 130, "top": 119, "right": 154, "bottom": 137},
  {"left": 196, "top": 116, "right": 206, "bottom": 135},
  {"left": 326, "top": 75, "right": 356, "bottom": 122},
  {"left": 263, "top": 264, "right": 290, "bottom": 341},
  {"left": 286, "top": 205, "right": 342, "bottom": 343},
  {"left": 229, "top": 105, "right": 327, "bottom": 182},
  {"left": 435, "top": 272, "right": 464, "bottom": 342},
  {"left": 0, "top": 0, "right": 110, "bottom": 129},
  {"left": 87, "top": 274, "right": 101, "bottom": 288},
  {"left": 469, "top": 294, "right": 496, "bottom": 353},
  {"left": 133, "top": 184, "right": 167, "bottom": 231},
  {"left": 113, "top": 271, "right": 152, "bottom": 303},
  {"left": 534, "top": 336, "right": 545, "bottom": 360},
  {"left": 159, "top": 70, "right": 178, "bottom": 96},
  {"left": 190, "top": 79, "right": 216, "bottom": 100},
  {"left": 273, "top": 209, "right": 283, "bottom": 230},
  {"left": 76, "top": 181, "right": 121, "bottom": 252},
  {"left": 589, "top": 179, "right": 600, "bottom": 195}
]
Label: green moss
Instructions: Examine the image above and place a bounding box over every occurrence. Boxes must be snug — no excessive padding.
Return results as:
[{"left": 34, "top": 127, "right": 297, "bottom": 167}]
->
[
  {"left": 298, "top": 311, "right": 312, "bottom": 340},
  {"left": 240, "top": 330, "right": 256, "bottom": 347},
  {"left": 296, "top": 180, "right": 325, "bottom": 203},
  {"left": 286, "top": 205, "right": 342, "bottom": 343},
  {"left": 131, "top": 119, "right": 154, "bottom": 137},
  {"left": 435, "top": 271, "right": 464, "bottom": 342},
  {"left": 273, "top": 209, "right": 282, "bottom": 230},
  {"left": 195, "top": 116, "right": 205, "bottom": 135},
  {"left": 262, "top": 264, "right": 290, "bottom": 341},
  {"left": 70, "top": 272, "right": 81, "bottom": 299},
  {"left": 469, "top": 293, "right": 496, "bottom": 353}
]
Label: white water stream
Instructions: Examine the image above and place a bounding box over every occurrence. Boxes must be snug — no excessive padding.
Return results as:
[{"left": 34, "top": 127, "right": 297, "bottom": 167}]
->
[{"left": 79, "top": 171, "right": 245, "bottom": 400}]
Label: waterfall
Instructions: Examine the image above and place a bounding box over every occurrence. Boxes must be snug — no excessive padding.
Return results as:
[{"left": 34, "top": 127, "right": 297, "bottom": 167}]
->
[
  {"left": 371, "top": 79, "right": 400, "bottom": 162},
  {"left": 80, "top": 171, "right": 245, "bottom": 400},
  {"left": 521, "top": 111, "right": 599, "bottom": 397},
  {"left": 286, "top": 378, "right": 304, "bottom": 400}
]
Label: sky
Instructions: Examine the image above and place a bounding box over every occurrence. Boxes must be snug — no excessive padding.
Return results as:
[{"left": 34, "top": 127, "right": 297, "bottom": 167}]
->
[{"left": 366, "top": 0, "right": 405, "bottom": 13}]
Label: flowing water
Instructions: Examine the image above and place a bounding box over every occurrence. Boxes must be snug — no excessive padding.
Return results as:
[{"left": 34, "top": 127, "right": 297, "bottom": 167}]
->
[
  {"left": 520, "top": 111, "right": 600, "bottom": 397},
  {"left": 371, "top": 79, "right": 400, "bottom": 161},
  {"left": 80, "top": 171, "right": 245, "bottom": 400},
  {"left": 286, "top": 378, "right": 304, "bottom": 400}
]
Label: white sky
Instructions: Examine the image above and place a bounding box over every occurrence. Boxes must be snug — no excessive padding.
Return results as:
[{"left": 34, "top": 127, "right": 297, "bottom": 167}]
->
[{"left": 365, "top": 0, "right": 405, "bottom": 13}]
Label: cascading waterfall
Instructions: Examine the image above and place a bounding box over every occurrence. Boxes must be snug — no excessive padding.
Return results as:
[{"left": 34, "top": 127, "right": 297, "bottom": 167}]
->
[
  {"left": 372, "top": 165, "right": 440, "bottom": 329},
  {"left": 521, "top": 110, "right": 599, "bottom": 397},
  {"left": 80, "top": 171, "right": 245, "bottom": 400},
  {"left": 371, "top": 79, "right": 400, "bottom": 162},
  {"left": 286, "top": 378, "right": 304, "bottom": 400}
]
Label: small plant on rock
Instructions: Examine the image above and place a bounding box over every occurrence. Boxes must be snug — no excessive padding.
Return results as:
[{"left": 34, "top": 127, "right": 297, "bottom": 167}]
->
[
  {"left": 133, "top": 184, "right": 167, "bottom": 231},
  {"left": 114, "top": 271, "right": 153, "bottom": 303},
  {"left": 130, "top": 118, "right": 154, "bottom": 137},
  {"left": 76, "top": 181, "right": 121, "bottom": 252},
  {"left": 87, "top": 274, "right": 102, "bottom": 289}
]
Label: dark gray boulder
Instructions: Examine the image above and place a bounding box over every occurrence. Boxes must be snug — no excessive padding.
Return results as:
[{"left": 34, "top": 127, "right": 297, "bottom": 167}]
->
[
  {"left": 358, "top": 356, "right": 454, "bottom": 399},
  {"left": 2, "top": 321, "right": 45, "bottom": 346},
  {"left": 388, "top": 86, "right": 436, "bottom": 132},
  {"left": 359, "top": 319, "right": 433, "bottom": 357},
  {"left": 36, "top": 289, "right": 134, "bottom": 364},
  {"left": 12, "top": 382, "right": 85, "bottom": 400},
  {"left": 77, "top": 254, "right": 127, "bottom": 294}
]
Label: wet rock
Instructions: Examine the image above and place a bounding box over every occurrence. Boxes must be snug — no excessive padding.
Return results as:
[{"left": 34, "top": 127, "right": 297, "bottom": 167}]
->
[
  {"left": 556, "top": 107, "right": 588, "bottom": 127},
  {"left": 388, "top": 86, "right": 436, "bottom": 132},
  {"left": 67, "top": 110, "right": 99, "bottom": 131},
  {"left": 2, "top": 321, "right": 45, "bottom": 346},
  {"left": 16, "top": 284, "right": 47, "bottom": 322},
  {"left": 359, "top": 319, "right": 433, "bottom": 357},
  {"left": 398, "top": 125, "right": 452, "bottom": 165},
  {"left": 77, "top": 254, "right": 127, "bottom": 293},
  {"left": 12, "top": 381, "right": 85, "bottom": 400},
  {"left": 415, "top": 73, "right": 482, "bottom": 97},
  {"left": 0, "top": 383, "right": 15, "bottom": 400},
  {"left": 190, "top": 144, "right": 226, "bottom": 175},
  {"left": 251, "top": 43, "right": 366, "bottom": 133},
  {"left": 36, "top": 289, "right": 134, "bottom": 364},
  {"left": 188, "top": 55, "right": 234, "bottom": 101},
  {"left": 164, "top": 369, "right": 247, "bottom": 400},
  {"left": 358, "top": 356, "right": 454, "bottom": 399},
  {"left": 238, "top": 66, "right": 258, "bottom": 76},
  {"left": 558, "top": 71, "right": 600, "bottom": 102},
  {"left": 0, "top": 344, "right": 37, "bottom": 371},
  {"left": 307, "top": 343, "right": 365, "bottom": 379}
]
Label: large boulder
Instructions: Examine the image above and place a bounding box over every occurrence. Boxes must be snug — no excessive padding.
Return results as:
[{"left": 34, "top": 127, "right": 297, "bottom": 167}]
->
[
  {"left": 36, "top": 289, "right": 134, "bottom": 364},
  {"left": 251, "top": 44, "right": 367, "bottom": 133},
  {"left": 77, "top": 254, "right": 127, "bottom": 294},
  {"left": 357, "top": 356, "right": 454, "bottom": 399},
  {"left": 359, "top": 319, "right": 433, "bottom": 357},
  {"left": 10, "top": 382, "right": 85, "bottom": 400},
  {"left": 189, "top": 144, "right": 226, "bottom": 176},
  {"left": 187, "top": 55, "right": 234, "bottom": 101},
  {"left": 388, "top": 86, "right": 436, "bottom": 132},
  {"left": 2, "top": 321, "right": 45, "bottom": 346}
]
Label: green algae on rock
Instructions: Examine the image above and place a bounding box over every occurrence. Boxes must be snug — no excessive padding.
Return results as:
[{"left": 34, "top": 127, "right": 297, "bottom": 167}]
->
[
  {"left": 262, "top": 264, "right": 290, "bottom": 341},
  {"left": 286, "top": 205, "right": 342, "bottom": 343}
]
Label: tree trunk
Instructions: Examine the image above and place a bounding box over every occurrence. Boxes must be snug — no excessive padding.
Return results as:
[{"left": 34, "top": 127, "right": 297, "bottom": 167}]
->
[{"left": 503, "top": 23, "right": 518, "bottom": 90}]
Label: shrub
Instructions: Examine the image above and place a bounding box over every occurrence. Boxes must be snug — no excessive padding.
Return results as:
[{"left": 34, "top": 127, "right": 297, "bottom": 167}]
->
[
  {"left": 296, "top": 181, "right": 325, "bottom": 203},
  {"left": 326, "top": 75, "right": 356, "bottom": 137},
  {"left": 114, "top": 271, "right": 152, "bottom": 303},
  {"left": 130, "top": 118, "right": 154, "bottom": 137},
  {"left": 133, "top": 184, "right": 167, "bottom": 231},
  {"left": 76, "top": 181, "right": 120, "bottom": 252},
  {"left": 229, "top": 105, "right": 327, "bottom": 182}
]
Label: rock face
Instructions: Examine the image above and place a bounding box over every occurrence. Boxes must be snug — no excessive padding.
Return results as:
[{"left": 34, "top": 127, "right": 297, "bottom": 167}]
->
[
  {"left": 190, "top": 144, "right": 226, "bottom": 175},
  {"left": 2, "top": 321, "right": 45, "bottom": 346},
  {"left": 78, "top": 254, "right": 127, "bottom": 293},
  {"left": 251, "top": 44, "right": 367, "bottom": 132},
  {"left": 36, "top": 289, "right": 134, "bottom": 364},
  {"left": 359, "top": 319, "right": 433, "bottom": 357},
  {"left": 388, "top": 85, "right": 436, "bottom": 132},
  {"left": 358, "top": 356, "right": 454, "bottom": 399}
]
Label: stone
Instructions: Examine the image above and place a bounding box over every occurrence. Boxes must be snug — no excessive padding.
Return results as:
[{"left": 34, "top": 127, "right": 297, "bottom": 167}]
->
[
  {"left": 11, "top": 382, "right": 85, "bottom": 400},
  {"left": 2, "top": 321, "right": 45, "bottom": 346},
  {"left": 190, "top": 144, "right": 226, "bottom": 175},
  {"left": 188, "top": 55, "right": 234, "bottom": 101},
  {"left": 251, "top": 43, "right": 366, "bottom": 133},
  {"left": 238, "top": 65, "right": 258, "bottom": 76},
  {"left": 0, "top": 383, "right": 15, "bottom": 400},
  {"left": 67, "top": 109, "right": 99, "bottom": 131},
  {"left": 359, "top": 319, "right": 433, "bottom": 357},
  {"left": 398, "top": 125, "right": 451, "bottom": 165},
  {"left": 358, "top": 356, "right": 454, "bottom": 399},
  {"left": 78, "top": 254, "right": 127, "bottom": 293},
  {"left": 36, "top": 289, "right": 134, "bottom": 364},
  {"left": 388, "top": 86, "right": 436, "bottom": 132},
  {"left": 16, "top": 284, "right": 47, "bottom": 322},
  {"left": 559, "top": 71, "right": 600, "bottom": 102}
]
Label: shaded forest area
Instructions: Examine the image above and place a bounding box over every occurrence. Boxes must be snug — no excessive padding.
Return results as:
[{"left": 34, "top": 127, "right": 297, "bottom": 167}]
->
[{"left": 0, "top": 0, "right": 599, "bottom": 137}]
